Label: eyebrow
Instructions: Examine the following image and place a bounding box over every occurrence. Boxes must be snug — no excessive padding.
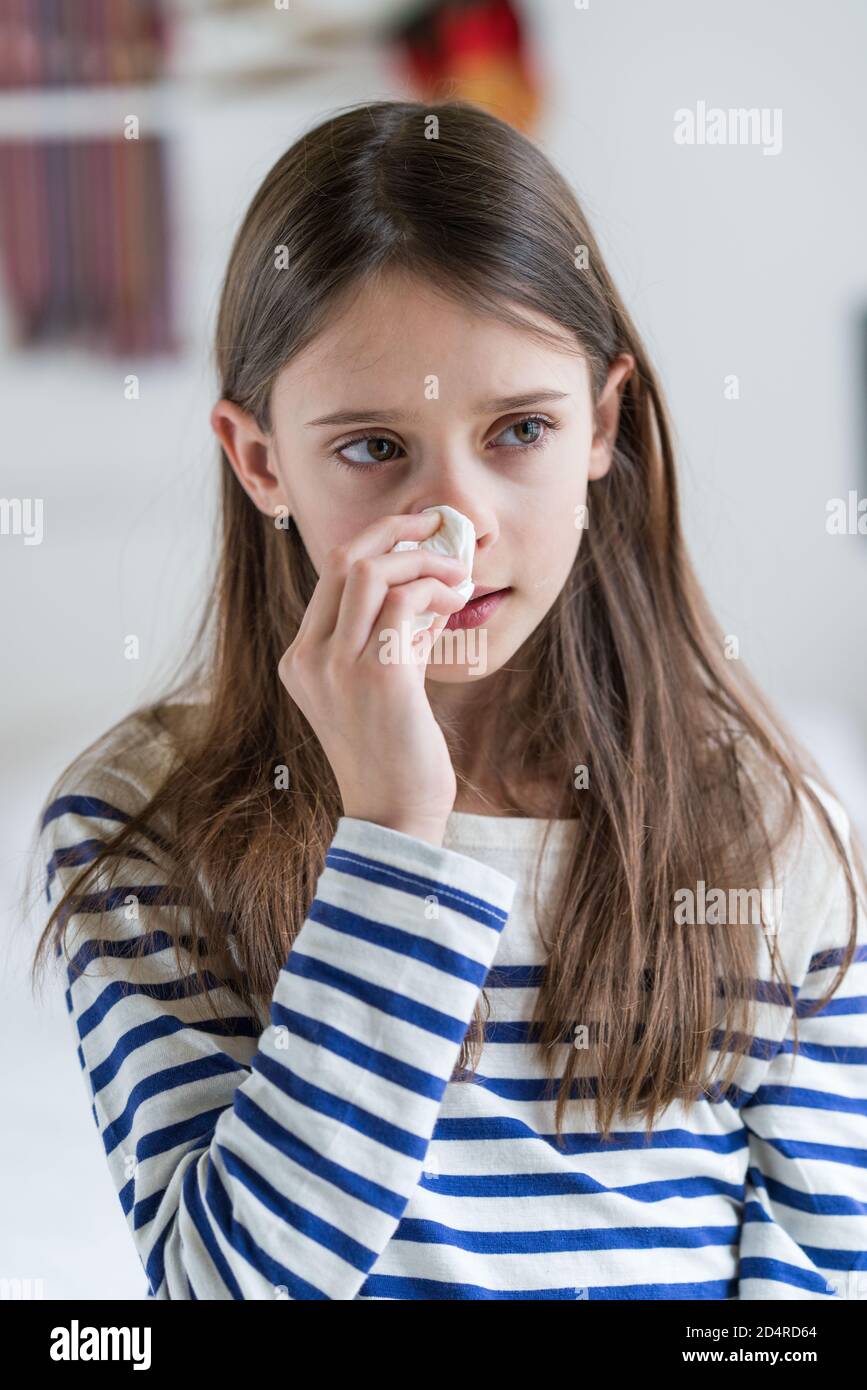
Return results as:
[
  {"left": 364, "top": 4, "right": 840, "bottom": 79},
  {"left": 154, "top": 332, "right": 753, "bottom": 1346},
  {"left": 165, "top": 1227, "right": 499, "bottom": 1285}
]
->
[{"left": 305, "top": 389, "right": 571, "bottom": 429}]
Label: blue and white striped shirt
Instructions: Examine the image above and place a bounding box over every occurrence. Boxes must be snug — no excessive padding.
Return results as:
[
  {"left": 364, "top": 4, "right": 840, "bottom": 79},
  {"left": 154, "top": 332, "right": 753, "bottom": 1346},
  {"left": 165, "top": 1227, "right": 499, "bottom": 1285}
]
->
[{"left": 40, "top": 711, "right": 867, "bottom": 1299}]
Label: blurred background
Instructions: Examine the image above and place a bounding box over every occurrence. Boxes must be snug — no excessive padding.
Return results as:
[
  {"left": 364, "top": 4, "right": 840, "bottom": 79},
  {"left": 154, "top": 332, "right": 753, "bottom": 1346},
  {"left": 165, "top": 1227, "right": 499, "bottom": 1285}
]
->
[{"left": 2, "top": 0, "right": 866, "bottom": 1299}]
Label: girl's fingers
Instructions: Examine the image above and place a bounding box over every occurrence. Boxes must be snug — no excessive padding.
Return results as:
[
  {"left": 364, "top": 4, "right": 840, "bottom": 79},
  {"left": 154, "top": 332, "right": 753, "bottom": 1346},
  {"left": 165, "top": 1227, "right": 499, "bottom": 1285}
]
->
[
  {"left": 421, "top": 611, "right": 452, "bottom": 664},
  {"left": 335, "top": 551, "right": 469, "bottom": 654},
  {"left": 358, "top": 577, "right": 468, "bottom": 665},
  {"left": 296, "top": 511, "right": 446, "bottom": 645}
]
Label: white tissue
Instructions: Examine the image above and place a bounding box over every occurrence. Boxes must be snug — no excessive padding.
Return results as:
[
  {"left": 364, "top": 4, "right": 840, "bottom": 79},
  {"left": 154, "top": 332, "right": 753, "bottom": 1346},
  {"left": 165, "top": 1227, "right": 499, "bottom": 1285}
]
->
[{"left": 391, "top": 505, "right": 476, "bottom": 635}]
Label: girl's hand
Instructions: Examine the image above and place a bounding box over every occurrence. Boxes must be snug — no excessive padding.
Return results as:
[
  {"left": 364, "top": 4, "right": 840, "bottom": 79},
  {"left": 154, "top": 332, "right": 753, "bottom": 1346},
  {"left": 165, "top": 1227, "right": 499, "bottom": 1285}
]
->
[{"left": 278, "top": 511, "right": 470, "bottom": 846}]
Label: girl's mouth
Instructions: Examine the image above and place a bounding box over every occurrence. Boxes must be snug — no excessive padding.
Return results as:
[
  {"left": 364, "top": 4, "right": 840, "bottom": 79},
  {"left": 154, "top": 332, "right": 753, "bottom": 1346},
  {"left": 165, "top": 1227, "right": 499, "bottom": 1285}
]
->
[{"left": 445, "top": 587, "right": 512, "bottom": 630}]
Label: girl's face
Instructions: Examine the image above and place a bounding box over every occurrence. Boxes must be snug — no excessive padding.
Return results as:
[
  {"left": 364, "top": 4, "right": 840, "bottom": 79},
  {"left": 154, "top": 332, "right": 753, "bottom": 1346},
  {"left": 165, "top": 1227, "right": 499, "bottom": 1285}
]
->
[{"left": 214, "top": 270, "right": 633, "bottom": 687}]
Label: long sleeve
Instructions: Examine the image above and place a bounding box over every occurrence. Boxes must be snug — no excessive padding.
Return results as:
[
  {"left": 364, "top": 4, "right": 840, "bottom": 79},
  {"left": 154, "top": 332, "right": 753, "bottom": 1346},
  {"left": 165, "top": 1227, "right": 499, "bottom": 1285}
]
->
[
  {"left": 41, "top": 780, "right": 516, "bottom": 1300},
  {"left": 737, "top": 793, "right": 867, "bottom": 1299}
]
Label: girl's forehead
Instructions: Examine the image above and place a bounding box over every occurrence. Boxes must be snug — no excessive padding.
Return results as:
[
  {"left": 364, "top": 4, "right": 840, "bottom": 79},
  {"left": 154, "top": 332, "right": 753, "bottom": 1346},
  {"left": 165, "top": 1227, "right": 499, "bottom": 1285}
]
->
[
  {"left": 274, "top": 287, "right": 585, "bottom": 406},
  {"left": 303, "top": 270, "right": 578, "bottom": 355}
]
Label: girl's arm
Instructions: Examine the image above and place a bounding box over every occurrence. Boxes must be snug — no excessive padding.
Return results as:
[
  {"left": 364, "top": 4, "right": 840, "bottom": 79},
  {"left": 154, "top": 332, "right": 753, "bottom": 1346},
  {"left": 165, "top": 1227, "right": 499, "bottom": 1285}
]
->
[
  {"left": 42, "top": 776, "right": 516, "bottom": 1299},
  {"left": 738, "top": 793, "right": 867, "bottom": 1300}
]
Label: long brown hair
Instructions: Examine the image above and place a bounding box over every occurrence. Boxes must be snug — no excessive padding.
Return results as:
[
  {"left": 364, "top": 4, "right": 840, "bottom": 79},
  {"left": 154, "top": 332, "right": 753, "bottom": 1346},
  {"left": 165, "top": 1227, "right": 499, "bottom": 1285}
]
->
[{"left": 29, "top": 98, "right": 866, "bottom": 1142}]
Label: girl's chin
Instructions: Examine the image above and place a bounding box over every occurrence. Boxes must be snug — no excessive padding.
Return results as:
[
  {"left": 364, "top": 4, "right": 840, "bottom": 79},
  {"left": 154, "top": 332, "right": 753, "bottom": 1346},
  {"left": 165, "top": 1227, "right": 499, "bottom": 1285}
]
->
[{"left": 425, "top": 665, "right": 492, "bottom": 684}]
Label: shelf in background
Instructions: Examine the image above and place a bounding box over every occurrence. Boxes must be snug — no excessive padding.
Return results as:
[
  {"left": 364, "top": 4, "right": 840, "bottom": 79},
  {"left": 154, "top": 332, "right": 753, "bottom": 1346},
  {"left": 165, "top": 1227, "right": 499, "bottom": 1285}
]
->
[{"left": 0, "top": 82, "right": 182, "bottom": 137}]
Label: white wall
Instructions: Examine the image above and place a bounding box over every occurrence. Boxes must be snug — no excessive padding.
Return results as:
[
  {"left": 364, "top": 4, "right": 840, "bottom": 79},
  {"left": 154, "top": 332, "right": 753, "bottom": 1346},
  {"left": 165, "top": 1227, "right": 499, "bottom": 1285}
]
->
[
  {"left": 3, "top": 0, "right": 866, "bottom": 1299},
  {"left": 534, "top": 0, "right": 867, "bottom": 749}
]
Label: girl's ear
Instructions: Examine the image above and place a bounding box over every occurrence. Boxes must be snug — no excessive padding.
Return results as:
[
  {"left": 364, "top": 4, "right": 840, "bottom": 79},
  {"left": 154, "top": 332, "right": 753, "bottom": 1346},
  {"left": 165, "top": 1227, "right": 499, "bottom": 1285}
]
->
[
  {"left": 588, "top": 353, "right": 635, "bottom": 480},
  {"left": 210, "top": 399, "right": 293, "bottom": 519}
]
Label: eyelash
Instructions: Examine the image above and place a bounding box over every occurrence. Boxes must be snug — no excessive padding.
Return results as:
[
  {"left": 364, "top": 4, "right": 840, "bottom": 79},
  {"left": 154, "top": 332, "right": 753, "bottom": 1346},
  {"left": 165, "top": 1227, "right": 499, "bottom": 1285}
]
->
[{"left": 329, "top": 413, "right": 561, "bottom": 473}]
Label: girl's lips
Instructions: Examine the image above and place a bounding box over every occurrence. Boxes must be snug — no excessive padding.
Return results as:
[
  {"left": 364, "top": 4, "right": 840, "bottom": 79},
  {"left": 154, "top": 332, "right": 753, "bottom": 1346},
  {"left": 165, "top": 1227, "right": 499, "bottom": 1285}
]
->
[{"left": 444, "top": 586, "right": 511, "bottom": 630}]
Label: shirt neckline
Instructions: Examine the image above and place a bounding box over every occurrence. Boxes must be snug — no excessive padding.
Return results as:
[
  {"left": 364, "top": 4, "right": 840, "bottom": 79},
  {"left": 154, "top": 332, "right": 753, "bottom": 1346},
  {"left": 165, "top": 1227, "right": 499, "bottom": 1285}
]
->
[{"left": 443, "top": 808, "right": 578, "bottom": 849}]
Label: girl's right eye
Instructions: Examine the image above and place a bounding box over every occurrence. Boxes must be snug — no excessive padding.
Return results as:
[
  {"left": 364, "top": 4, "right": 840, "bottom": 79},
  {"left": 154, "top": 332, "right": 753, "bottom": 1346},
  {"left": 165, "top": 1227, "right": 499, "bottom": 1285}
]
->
[{"left": 331, "top": 436, "right": 406, "bottom": 471}]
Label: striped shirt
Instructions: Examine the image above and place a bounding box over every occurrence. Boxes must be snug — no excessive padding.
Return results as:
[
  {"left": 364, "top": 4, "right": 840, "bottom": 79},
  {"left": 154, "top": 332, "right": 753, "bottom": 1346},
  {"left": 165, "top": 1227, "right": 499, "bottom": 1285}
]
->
[{"left": 40, "top": 709, "right": 867, "bottom": 1299}]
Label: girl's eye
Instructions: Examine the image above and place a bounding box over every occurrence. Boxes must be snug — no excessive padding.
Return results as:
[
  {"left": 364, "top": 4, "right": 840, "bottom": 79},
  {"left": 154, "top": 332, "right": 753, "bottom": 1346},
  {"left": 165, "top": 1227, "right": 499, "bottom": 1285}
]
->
[
  {"left": 332, "top": 436, "right": 405, "bottom": 470},
  {"left": 490, "top": 414, "right": 557, "bottom": 450},
  {"left": 330, "top": 413, "right": 559, "bottom": 472}
]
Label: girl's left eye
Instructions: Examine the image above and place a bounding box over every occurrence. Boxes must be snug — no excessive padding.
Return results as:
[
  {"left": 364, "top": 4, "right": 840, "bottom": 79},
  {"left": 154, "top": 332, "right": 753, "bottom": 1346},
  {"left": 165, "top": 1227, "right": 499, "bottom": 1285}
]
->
[
  {"left": 491, "top": 415, "right": 558, "bottom": 450},
  {"left": 331, "top": 414, "right": 559, "bottom": 472}
]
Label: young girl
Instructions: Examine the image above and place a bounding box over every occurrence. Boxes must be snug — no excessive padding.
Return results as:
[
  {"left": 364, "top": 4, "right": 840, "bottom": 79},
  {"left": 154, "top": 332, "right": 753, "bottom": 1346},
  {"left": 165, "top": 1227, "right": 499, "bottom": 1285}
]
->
[{"left": 31, "top": 99, "right": 867, "bottom": 1301}]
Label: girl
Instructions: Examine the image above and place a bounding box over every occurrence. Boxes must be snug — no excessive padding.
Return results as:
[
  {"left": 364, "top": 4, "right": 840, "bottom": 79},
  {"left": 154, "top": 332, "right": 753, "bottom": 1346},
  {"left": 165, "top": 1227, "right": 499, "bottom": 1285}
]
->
[{"left": 30, "top": 99, "right": 867, "bottom": 1301}]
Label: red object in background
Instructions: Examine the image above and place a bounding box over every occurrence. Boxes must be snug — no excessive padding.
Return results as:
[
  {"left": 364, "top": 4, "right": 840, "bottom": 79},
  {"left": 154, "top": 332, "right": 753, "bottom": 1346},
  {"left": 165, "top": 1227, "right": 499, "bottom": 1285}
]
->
[{"left": 390, "top": 0, "right": 541, "bottom": 134}]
